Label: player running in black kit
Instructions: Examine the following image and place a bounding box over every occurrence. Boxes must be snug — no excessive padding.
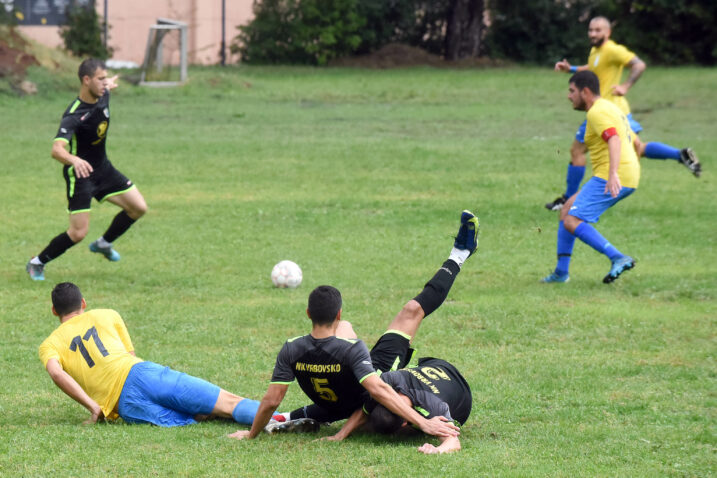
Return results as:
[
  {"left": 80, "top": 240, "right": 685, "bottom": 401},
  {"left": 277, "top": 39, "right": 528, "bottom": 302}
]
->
[
  {"left": 327, "top": 357, "right": 472, "bottom": 454},
  {"left": 228, "top": 210, "right": 479, "bottom": 442},
  {"left": 26, "top": 59, "right": 147, "bottom": 281}
]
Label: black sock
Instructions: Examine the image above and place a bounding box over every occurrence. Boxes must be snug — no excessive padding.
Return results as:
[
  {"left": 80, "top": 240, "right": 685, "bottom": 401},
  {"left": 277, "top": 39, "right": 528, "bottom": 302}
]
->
[
  {"left": 38, "top": 232, "right": 76, "bottom": 264},
  {"left": 102, "top": 211, "right": 136, "bottom": 243},
  {"left": 413, "top": 260, "right": 461, "bottom": 317}
]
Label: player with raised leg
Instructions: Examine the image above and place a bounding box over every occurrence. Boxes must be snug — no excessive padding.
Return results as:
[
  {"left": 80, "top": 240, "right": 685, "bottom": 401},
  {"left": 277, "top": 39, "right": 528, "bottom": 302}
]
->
[
  {"left": 228, "top": 210, "right": 479, "bottom": 441},
  {"left": 26, "top": 59, "right": 147, "bottom": 281},
  {"left": 545, "top": 16, "right": 700, "bottom": 212}
]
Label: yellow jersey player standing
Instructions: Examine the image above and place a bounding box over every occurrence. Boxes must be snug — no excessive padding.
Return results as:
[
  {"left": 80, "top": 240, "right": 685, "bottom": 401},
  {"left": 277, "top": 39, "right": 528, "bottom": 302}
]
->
[
  {"left": 542, "top": 71, "right": 639, "bottom": 284},
  {"left": 39, "top": 282, "right": 282, "bottom": 427},
  {"left": 545, "top": 16, "right": 701, "bottom": 211}
]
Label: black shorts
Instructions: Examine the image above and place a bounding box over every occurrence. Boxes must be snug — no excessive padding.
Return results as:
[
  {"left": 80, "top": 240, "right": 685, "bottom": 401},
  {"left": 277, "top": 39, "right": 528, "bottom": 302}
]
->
[
  {"left": 370, "top": 331, "right": 415, "bottom": 373},
  {"left": 63, "top": 161, "right": 134, "bottom": 213}
]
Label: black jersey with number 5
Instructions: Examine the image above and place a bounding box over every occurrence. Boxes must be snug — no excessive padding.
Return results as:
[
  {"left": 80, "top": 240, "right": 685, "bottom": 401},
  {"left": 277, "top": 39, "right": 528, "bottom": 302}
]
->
[
  {"left": 55, "top": 91, "right": 111, "bottom": 169},
  {"left": 271, "top": 335, "right": 377, "bottom": 416}
]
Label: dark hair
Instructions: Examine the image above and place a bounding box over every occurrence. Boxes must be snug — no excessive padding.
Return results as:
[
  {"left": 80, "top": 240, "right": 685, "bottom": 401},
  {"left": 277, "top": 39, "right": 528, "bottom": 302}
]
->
[
  {"left": 51, "top": 282, "right": 84, "bottom": 316},
  {"left": 307, "top": 286, "right": 342, "bottom": 326},
  {"left": 569, "top": 70, "right": 601, "bottom": 96},
  {"left": 78, "top": 58, "right": 106, "bottom": 81},
  {"left": 369, "top": 404, "right": 404, "bottom": 434}
]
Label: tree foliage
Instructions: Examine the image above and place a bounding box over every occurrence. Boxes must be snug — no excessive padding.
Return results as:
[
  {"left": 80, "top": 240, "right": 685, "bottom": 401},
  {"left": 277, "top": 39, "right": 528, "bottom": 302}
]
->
[
  {"left": 234, "top": 0, "right": 716, "bottom": 65},
  {"left": 486, "top": 0, "right": 717, "bottom": 65},
  {"left": 60, "top": 0, "right": 112, "bottom": 59},
  {"left": 233, "top": 0, "right": 364, "bottom": 65}
]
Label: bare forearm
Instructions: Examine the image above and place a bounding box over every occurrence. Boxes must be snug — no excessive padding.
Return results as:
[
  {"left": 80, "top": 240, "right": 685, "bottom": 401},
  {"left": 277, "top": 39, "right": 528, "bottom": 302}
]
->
[
  {"left": 608, "top": 136, "right": 621, "bottom": 176},
  {"left": 246, "top": 400, "right": 277, "bottom": 438},
  {"left": 331, "top": 408, "right": 367, "bottom": 441},
  {"left": 49, "top": 369, "right": 100, "bottom": 414},
  {"left": 623, "top": 58, "right": 646, "bottom": 89}
]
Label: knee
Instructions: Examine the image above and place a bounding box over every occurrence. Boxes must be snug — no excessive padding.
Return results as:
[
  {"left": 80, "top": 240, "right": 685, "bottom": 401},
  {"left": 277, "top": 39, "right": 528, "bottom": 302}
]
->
[
  {"left": 563, "top": 215, "right": 579, "bottom": 233},
  {"left": 401, "top": 300, "right": 424, "bottom": 319},
  {"left": 67, "top": 224, "right": 88, "bottom": 242},
  {"left": 127, "top": 202, "right": 148, "bottom": 220}
]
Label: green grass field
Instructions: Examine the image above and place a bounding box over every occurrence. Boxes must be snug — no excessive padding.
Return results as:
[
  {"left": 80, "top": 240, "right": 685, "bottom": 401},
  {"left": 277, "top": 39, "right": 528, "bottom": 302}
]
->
[{"left": 1, "top": 65, "right": 715, "bottom": 477}]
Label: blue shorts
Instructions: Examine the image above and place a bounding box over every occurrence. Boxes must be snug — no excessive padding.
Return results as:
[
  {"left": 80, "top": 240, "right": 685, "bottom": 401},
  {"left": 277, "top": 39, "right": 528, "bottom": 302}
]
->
[
  {"left": 568, "top": 177, "right": 635, "bottom": 224},
  {"left": 117, "top": 362, "right": 221, "bottom": 427},
  {"left": 575, "top": 113, "right": 642, "bottom": 143}
]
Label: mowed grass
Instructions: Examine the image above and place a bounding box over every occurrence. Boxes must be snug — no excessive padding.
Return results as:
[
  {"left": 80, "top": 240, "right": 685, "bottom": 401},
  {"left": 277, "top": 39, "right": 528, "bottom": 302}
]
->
[{"left": 0, "top": 65, "right": 715, "bottom": 477}]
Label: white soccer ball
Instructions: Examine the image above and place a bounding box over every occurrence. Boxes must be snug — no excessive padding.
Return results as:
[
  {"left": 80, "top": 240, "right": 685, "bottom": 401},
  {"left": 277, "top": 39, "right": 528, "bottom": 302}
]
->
[{"left": 271, "top": 260, "right": 303, "bottom": 289}]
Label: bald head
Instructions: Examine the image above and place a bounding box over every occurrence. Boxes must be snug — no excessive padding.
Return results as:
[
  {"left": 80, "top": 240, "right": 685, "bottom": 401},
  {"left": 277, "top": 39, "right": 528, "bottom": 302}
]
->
[{"left": 588, "top": 16, "right": 611, "bottom": 46}]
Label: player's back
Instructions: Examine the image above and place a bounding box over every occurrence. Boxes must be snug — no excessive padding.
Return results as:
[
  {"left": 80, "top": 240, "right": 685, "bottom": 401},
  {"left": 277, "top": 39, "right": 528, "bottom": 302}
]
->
[
  {"left": 39, "top": 309, "right": 142, "bottom": 418},
  {"left": 272, "top": 335, "right": 376, "bottom": 416}
]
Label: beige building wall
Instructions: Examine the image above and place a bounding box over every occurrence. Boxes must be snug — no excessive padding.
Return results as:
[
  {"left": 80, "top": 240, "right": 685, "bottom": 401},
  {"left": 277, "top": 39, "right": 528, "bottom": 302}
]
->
[{"left": 18, "top": 0, "right": 254, "bottom": 65}]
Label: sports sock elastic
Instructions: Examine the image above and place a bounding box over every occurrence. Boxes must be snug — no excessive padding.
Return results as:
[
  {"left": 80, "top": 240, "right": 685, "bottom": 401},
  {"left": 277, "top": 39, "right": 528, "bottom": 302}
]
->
[
  {"left": 102, "top": 211, "right": 136, "bottom": 243},
  {"left": 555, "top": 221, "right": 576, "bottom": 276},
  {"left": 643, "top": 142, "right": 681, "bottom": 160},
  {"left": 231, "top": 398, "right": 261, "bottom": 425},
  {"left": 30, "top": 256, "right": 44, "bottom": 266},
  {"left": 38, "top": 232, "right": 76, "bottom": 264},
  {"left": 573, "top": 222, "right": 624, "bottom": 261},
  {"left": 565, "top": 164, "right": 585, "bottom": 198},
  {"left": 413, "top": 260, "right": 460, "bottom": 317},
  {"left": 448, "top": 247, "right": 470, "bottom": 268},
  {"left": 96, "top": 237, "right": 112, "bottom": 249}
]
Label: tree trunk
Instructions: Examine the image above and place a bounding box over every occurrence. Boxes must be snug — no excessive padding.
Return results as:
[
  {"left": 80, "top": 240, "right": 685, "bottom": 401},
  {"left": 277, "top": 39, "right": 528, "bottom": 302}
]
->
[{"left": 445, "top": 0, "right": 484, "bottom": 60}]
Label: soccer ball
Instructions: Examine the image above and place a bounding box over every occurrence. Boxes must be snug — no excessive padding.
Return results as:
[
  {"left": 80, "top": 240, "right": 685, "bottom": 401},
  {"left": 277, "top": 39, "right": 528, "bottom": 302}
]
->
[{"left": 271, "top": 260, "right": 302, "bottom": 289}]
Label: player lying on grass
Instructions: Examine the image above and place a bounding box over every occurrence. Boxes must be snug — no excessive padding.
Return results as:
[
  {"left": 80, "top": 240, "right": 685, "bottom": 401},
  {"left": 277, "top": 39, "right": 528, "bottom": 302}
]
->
[
  {"left": 40, "top": 282, "right": 279, "bottom": 427},
  {"left": 228, "top": 209, "right": 479, "bottom": 442},
  {"left": 322, "top": 357, "right": 472, "bottom": 455},
  {"left": 545, "top": 16, "right": 700, "bottom": 212},
  {"left": 542, "top": 71, "right": 639, "bottom": 285}
]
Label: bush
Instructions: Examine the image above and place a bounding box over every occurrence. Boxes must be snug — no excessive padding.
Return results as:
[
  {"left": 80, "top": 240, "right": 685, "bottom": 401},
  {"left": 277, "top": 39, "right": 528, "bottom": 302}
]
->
[
  {"left": 60, "top": 0, "right": 112, "bottom": 59},
  {"left": 233, "top": 0, "right": 364, "bottom": 65}
]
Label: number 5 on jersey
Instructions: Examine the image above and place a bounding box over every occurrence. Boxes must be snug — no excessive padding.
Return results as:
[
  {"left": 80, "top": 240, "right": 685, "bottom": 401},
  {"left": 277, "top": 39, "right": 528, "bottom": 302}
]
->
[{"left": 311, "top": 377, "right": 338, "bottom": 402}]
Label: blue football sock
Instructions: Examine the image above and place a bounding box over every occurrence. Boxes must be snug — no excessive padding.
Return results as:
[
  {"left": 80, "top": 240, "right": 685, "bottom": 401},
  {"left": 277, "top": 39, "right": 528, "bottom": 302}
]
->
[
  {"left": 644, "top": 142, "right": 681, "bottom": 160},
  {"left": 565, "top": 164, "right": 585, "bottom": 197},
  {"left": 574, "top": 222, "right": 624, "bottom": 261},
  {"left": 232, "top": 398, "right": 260, "bottom": 425},
  {"left": 555, "top": 221, "right": 576, "bottom": 276}
]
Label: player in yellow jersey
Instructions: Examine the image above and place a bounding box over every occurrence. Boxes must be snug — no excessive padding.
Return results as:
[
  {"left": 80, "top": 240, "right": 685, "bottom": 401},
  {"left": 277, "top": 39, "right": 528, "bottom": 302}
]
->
[
  {"left": 545, "top": 16, "right": 701, "bottom": 211},
  {"left": 542, "top": 71, "right": 638, "bottom": 284},
  {"left": 39, "top": 282, "right": 281, "bottom": 427}
]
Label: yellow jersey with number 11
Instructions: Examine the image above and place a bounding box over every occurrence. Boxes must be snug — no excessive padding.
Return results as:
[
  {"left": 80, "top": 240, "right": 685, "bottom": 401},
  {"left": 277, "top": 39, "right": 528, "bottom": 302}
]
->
[{"left": 39, "top": 309, "right": 142, "bottom": 420}]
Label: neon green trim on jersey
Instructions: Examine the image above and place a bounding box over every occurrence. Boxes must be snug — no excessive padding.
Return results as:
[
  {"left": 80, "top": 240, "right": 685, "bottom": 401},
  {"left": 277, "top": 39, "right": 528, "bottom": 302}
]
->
[
  {"left": 54, "top": 137, "right": 69, "bottom": 144},
  {"left": 99, "top": 185, "right": 136, "bottom": 203},
  {"left": 70, "top": 134, "right": 77, "bottom": 155},
  {"left": 68, "top": 166, "right": 76, "bottom": 197},
  {"left": 358, "top": 371, "right": 377, "bottom": 384},
  {"left": 414, "top": 406, "right": 430, "bottom": 417},
  {"left": 390, "top": 355, "right": 402, "bottom": 371},
  {"left": 269, "top": 381, "right": 293, "bottom": 385},
  {"left": 336, "top": 336, "right": 358, "bottom": 344},
  {"left": 69, "top": 208, "right": 91, "bottom": 214},
  {"left": 384, "top": 329, "right": 412, "bottom": 341},
  {"left": 287, "top": 335, "right": 303, "bottom": 343},
  {"left": 69, "top": 99, "right": 81, "bottom": 114}
]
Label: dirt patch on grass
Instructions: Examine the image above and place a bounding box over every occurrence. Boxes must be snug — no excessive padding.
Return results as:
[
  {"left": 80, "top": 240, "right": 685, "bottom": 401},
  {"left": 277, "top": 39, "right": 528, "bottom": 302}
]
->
[{"left": 0, "top": 27, "right": 39, "bottom": 79}]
